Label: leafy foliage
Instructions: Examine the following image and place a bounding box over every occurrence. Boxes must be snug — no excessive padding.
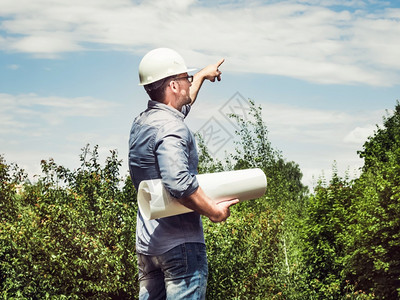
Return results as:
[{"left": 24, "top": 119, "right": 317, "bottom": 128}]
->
[
  {"left": 228, "top": 99, "right": 308, "bottom": 211},
  {"left": 198, "top": 99, "right": 310, "bottom": 298},
  {"left": 1, "top": 100, "right": 400, "bottom": 299},
  {"left": 0, "top": 145, "right": 138, "bottom": 299},
  {"left": 204, "top": 209, "right": 286, "bottom": 300},
  {"left": 344, "top": 102, "right": 400, "bottom": 299},
  {"left": 300, "top": 101, "right": 400, "bottom": 299},
  {"left": 299, "top": 169, "right": 356, "bottom": 299}
]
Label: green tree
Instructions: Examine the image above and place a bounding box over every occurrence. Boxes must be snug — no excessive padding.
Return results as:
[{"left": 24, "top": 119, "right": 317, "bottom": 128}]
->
[
  {"left": 204, "top": 209, "right": 286, "bottom": 299},
  {"left": 197, "top": 99, "right": 309, "bottom": 299},
  {"left": 299, "top": 102, "right": 400, "bottom": 299},
  {"left": 0, "top": 156, "right": 28, "bottom": 297},
  {"left": 0, "top": 146, "right": 139, "bottom": 299},
  {"left": 196, "top": 133, "right": 225, "bottom": 174},
  {"left": 344, "top": 102, "right": 400, "bottom": 299},
  {"left": 0, "top": 155, "right": 27, "bottom": 221},
  {"left": 228, "top": 99, "right": 308, "bottom": 211},
  {"left": 228, "top": 99, "right": 310, "bottom": 299},
  {"left": 299, "top": 168, "right": 356, "bottom": 299}
]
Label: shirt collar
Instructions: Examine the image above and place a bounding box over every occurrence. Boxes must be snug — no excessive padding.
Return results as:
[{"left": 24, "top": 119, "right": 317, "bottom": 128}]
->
[{"left": 147, "top": 100, "right": 186, "bottom": 120}]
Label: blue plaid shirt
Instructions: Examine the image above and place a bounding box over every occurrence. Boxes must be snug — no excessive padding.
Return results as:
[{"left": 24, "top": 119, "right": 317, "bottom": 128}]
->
[{"left": 129, "top": 100, "right": 205, "bottom": 255}]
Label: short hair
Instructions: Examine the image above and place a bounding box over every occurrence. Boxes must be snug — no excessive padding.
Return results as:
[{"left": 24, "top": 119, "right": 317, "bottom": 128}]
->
[{"left": 144, "top": 76, "right": 175, "bottom": 102}]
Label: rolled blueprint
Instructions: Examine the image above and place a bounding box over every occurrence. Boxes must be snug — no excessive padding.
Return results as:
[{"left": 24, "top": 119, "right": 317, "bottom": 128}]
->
[{"left": 137, "top": 168, "right": 267, "bottom": 220}]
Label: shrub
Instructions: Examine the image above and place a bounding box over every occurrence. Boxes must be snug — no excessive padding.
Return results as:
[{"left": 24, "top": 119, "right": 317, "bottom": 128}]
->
[
  {"left": 0, "top": 147, "right": 139, "bottom": 299},
  {"left": 204, "top": 207, "right": 287, "bottom": 299}
]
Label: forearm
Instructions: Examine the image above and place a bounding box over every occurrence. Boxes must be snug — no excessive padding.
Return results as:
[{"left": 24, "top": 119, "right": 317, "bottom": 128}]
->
[
  {"left": 177, "top": 186, "right": 218, "bottom": 218},
  {"left": 176, "top": 186, "right": 228, "bottom": 222},
  {"left": 189, "top": 58, "right": 224, "bottom": 105},
  {"left": 189, "top": 71, "right": 206, "bottom": 105}
]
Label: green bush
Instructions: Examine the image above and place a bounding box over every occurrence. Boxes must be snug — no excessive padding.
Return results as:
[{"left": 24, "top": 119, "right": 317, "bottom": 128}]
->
[
  {"left": 299, "top": 102, "right": 400, "bottom": 299},
  {"left": 344, "top": 102, "right": 400, "bottom": 299},
  {"left": 2, "top": 100, "right": 399, "bottom": 299},
  {"left": 204, "top": 207, "right": 286, "bottom": 299},
  {"left": 0, "top": 146, "right": 138, "bottom": 299},
  {"left": 198, "top": 100, "right": 309, "bottom": 299}
]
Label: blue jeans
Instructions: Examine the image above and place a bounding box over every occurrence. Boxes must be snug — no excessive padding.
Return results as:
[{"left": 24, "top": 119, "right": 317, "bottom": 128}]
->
[{"left": 137, "top": 243, "right": 208, "bottom": 300}]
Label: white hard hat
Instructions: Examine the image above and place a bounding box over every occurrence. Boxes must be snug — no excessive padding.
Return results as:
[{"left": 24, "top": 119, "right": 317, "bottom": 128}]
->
[{"left": 138, "top": 48, "right": 196, "bottom": 86}]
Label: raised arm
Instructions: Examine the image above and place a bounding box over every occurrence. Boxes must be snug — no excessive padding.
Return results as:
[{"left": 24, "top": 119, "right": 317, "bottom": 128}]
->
[{"left": 190, "top": 58, "right": 225, "bottom": 105}]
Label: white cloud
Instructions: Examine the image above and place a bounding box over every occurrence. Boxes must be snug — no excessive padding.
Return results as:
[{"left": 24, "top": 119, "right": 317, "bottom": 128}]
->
[
  {"left": 343, "top": 125, "right": 376, "bottom": 143},
  {"left": 11, "top": 35, "right": 82, "bottom": 55},
  {"left": 0, "top": 0, "right": 399, "bottom": 85},
  {"left": 0, "top": 92, "right": 124, "bottom": 179},
  {"left": 0, "top": 93, "right": 116, "bottom": 133},
  {"left": 297, "top": 0, "right": 372, "bottom": 7}
]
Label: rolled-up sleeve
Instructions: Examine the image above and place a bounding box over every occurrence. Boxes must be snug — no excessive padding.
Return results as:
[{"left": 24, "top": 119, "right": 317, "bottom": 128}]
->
[{"left": 155, "top": 120, "right": 199, "bottom": 199}]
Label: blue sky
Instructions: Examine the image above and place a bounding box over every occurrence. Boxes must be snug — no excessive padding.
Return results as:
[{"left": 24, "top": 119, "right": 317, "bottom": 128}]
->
[{"left": 1, "top": 0, "right": 399, "bottom": 188}]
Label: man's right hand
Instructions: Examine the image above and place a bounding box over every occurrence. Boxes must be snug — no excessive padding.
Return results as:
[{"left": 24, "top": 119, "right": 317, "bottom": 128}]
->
[
  {"left": 208, "top": 198, "right": 239, "bottom": 223},
  {"left": 177, "top": 187, "right": 239, "bottom": 223}
]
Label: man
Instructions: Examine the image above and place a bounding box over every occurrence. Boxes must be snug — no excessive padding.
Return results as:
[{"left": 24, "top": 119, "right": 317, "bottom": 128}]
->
[{"left": 128, "top": 48, "right": 238, "bottom": 299}]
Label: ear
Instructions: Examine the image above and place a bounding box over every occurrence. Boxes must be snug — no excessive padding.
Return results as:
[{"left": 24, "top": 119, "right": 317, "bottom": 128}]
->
[{"left": 168, "top": 80, "right": 180, "bottom": 94}]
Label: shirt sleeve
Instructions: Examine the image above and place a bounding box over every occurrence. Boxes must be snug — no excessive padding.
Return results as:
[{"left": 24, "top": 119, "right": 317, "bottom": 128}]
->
[{"left": 155, "top": 120, "right": 199, "bottom": 199}]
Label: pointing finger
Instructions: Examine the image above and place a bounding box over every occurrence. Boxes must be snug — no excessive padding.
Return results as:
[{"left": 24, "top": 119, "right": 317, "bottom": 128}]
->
[{"left": 216, "top": 58, "right": 225, "bottom": 68}]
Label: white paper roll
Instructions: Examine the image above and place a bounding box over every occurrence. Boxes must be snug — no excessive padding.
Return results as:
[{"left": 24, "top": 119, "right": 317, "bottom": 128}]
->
[{"left": 137, "top": 168, "right": 267, "bottom": 220}]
